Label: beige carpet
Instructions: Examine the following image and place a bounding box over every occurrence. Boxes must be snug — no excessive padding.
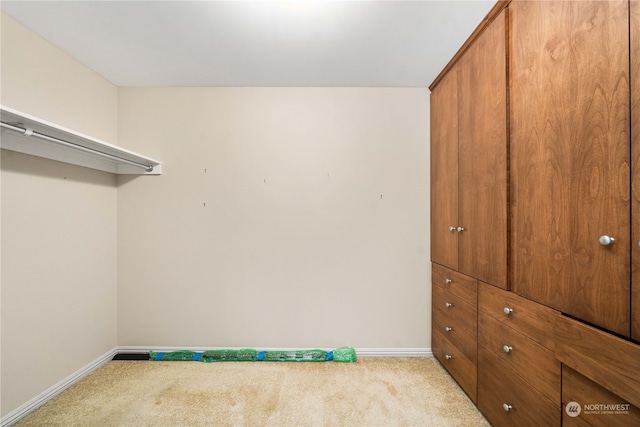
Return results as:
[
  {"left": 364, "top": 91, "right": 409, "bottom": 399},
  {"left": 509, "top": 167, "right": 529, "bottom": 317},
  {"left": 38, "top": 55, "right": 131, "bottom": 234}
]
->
[{"left": 16, "top": 357, "right": 490, "bottom": 427}]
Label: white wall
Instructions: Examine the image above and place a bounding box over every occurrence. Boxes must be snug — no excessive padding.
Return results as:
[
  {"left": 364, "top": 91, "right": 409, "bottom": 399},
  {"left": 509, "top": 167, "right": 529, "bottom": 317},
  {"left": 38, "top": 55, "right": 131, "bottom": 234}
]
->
[
  {"left": 1, "top": 13, "right": 119, "bottom": 416},
  {"left": 117, "top": 87, "right": 430, "bottom": 349}
]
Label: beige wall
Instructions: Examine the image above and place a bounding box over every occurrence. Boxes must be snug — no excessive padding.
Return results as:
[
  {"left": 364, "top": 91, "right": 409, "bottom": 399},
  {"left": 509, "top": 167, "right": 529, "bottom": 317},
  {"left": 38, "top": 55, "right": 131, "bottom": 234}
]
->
[
  {"left": 1, "top": 10, "right": 431, "bottom": 419},
  {"left": 117, "top": 87, "right": 430, "bottom": 349},
  {"left": 1, "top": 14, "right": 119, "bottom": 416}
]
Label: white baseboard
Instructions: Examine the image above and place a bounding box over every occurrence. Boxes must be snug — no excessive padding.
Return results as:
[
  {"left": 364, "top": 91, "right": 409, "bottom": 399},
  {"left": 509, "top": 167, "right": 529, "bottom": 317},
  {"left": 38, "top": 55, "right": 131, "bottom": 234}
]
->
[
  {"left": 1, "top": 347, "right": 118, "bottom": 427},
  {"left": 355, "top": 348, "right": 433, "bottom": 357},
  {"left": 1, "top": 346, "right": 431, "bottom": 426},
  {"left": 118, "top": 346, "right": 433, "bottom": 358}
]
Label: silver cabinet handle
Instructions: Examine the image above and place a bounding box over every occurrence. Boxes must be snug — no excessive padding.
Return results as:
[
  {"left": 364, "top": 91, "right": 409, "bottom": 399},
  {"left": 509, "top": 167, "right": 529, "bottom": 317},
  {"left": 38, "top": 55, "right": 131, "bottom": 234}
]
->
[
  {"left": 503, "top": 345, "right": 513, "bottom": 353},
  {"left": 503, "top": 403, "right": 513, "bottom": 412},
  {"left": 449, "top": 226, "right": 456, "bottom": 232},
  {"left": 445, "top": 354, "right": 452, "bottom": 360},
  {"left": 503, "top": 307, "right": 513, "bottom": 315},
  {"left": 445, "top": 278, "right": 452, "bottom": 284},
  {"left": 445, "top": 302, "right": 453, "bottom": 308},
  {"left": 457, "top": 226, "right": 465, "bottom": 232},
  {"left": 445, "top": 327, "right": 453, "bottom": 332},
  {"left": 599, "top": 235, "right": 615, "bottom": 246}
]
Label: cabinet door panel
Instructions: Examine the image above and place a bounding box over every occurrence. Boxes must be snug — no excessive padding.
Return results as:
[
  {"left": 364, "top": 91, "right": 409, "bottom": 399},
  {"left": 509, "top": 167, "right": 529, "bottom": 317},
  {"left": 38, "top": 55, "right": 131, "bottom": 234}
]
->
[
  {"left": 632, "top": 0, "right": 640, "bottom": 342},
  {"left": 510, "top": 0, "right": 631, "bottom": 336},
  {"left": 430, "top": 67, "right": 459, "bottom": 270},
  {"left": 562, "top": 366, "right": 640, "bottom": 427},
  {"left": 458, "top": 10, "right": 508, "bottom": 289}
]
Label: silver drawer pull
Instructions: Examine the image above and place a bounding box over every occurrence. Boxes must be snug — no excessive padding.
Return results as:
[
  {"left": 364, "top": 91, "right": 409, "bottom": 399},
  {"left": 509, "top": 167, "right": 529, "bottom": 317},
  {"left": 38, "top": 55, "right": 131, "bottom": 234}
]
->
[
  {"left": 503, "top": 345, "right": 513, "bottom": 353},
  {"left": 445, "top": 302, "right": 453, "bottom": 308},
  {"left": 445, "top": 327, "right": 453, "bottom": 332},
  {"left": 445, "top": 278, "right": 452, "bottom": 284},
  {"left": 457, "top": 226, "right": 465, "bottom": 232},
  {"left": 445, "top": 354, "right": 453, "bottom": 360},
  {"left": 503, "top": 403, "right": 513, "bottom": 412},
  {"left": 599, "top": 235, "right": 615, "bottom": 246},
  {"left": 449, "top": 226, "right": 456, "bottom": 232},
  {"left": 503, "top": 307, "right": 513, "bottom": 315}
]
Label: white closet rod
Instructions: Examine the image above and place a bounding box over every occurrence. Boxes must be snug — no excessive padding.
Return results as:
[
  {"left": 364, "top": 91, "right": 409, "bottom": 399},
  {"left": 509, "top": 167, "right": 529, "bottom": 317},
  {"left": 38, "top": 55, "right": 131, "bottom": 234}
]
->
[{"left": 0, "top": 121, "right": 154, "bottom": 172}]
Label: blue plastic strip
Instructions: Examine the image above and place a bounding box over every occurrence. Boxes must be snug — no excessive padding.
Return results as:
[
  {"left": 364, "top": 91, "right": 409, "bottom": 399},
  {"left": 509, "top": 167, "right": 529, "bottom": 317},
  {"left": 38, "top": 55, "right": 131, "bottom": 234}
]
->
[
  {"left": 327, "top": 351, "right": 333, "bottom": 361},
  {"left": 155, "top": 352, "right": 165, "bottom": 361},
  {"left": 257, "top": 351, "right": 265, "bottom": 361},
  {"left": 193, "top": 352, "right": 202, "bottom": 361}
]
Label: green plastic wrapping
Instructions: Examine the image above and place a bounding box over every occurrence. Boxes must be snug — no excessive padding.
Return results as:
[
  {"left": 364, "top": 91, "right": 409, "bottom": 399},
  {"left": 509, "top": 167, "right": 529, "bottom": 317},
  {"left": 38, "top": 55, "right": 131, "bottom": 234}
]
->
[
  {"left": 201, "top": 349, "right": 257, "bottom": 362},
  {"left": 149, "top": 350, "right": 197, "bottom": 361},
  {"left": 148, "top": 347, "right": 357, "bottom": 363},
  {"left": 262, "top": 349, "right": 327, "bottom": 362},
  {"left": 331, "top": 346, "right": 357, "bottom": 363}
]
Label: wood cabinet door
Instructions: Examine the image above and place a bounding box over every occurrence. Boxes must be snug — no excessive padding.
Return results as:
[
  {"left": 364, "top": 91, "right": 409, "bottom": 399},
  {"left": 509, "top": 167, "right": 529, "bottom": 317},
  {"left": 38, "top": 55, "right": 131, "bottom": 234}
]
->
[
  {"left": 457, "top": 10, "right": 508, "bottom": 289},
  {"left": 632, "top": 0, "right": 640, "bottom": 342},
  {"left": 431, "top": 66, "right": 459, "bottom": 270},
  {"left": 510, "top": 0, "right": 631, "bottom": 336}
]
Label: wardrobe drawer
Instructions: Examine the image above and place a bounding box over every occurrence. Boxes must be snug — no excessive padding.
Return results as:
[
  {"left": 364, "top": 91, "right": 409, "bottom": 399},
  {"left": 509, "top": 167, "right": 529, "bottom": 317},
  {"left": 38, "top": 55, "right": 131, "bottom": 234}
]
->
[
  {"left": 432, "top": 263, "right": 477, "bottom": 307},
  {"left": 432, "top": 328, "right": 477, "bottom": 403},
  {"left": 562, "top": 365, "right": 640, "bottom": 426},
  {"left": 433, "top": 304, "right": 477, "bottom": 363},
  {"left": 478, "top": 312, "right": 559, "bottom": 402},
  {"left": 433, "top": 283, "right": 477, "bottom": 334},
  {"left": 555, "top": 315, "right": 640, "bottom": 409},
  {"left": 478, "top": 281, "right": 558, "bottom": 350},
  {"left": 478, "top": 348, "right": 560, "bottom": 427}
]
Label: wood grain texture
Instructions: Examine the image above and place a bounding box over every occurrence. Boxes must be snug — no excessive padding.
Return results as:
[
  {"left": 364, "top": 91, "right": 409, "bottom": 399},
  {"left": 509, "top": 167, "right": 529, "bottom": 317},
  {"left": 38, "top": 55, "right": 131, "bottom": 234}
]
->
[
  {"left": 432, "top": 328, "right": 477, "bottom": 403},
  {"left": 631, "top": 0, "right": 640, "bottom": 343},
  {"left": 433, "top": 285, "right": 478, "bottom": 363},
  {"left": 555, "top": 315, "right": 640, "bottom": 410},
  {"left": 478, "top": 281, "right": 559, "bottom": 351},
  {"left": 433, "top": 285, "right": 478, "bottom": 336},
  {"left": 510, "top": 0, "right": 631, "bottom": 336},
  {"left": 457, "top": 9, "right": 508, "bottom": 289},
  {"left": 430, "top": 69, "right": 459, "bottom": 270},
  {"left": 477, "top": 346, "right": 560, "bottom": 427},
  {"left": 478, "top": 311, "right": 560, "bottom": 404},
  {"left": 432, "top": 263, "right": 478, "bottom": 307},
  {"left": 562, "top": 366, "right": 640, "bottom": 427}
]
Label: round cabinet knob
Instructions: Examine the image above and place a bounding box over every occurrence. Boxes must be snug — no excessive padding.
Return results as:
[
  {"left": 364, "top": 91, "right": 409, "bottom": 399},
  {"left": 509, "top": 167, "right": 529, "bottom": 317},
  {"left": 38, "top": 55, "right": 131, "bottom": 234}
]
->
[
  {"left": 445, "top": 278, "right": 452, "bottom": 284},
  {"left": 599, "top": 235, "right": 615, "bottom": 246},
  {"left": 445, "top": 327, "right": 453, "bottom": 332},
  {"left": 445, "top": 354, "right": 453, "bottom": 360},
  {"left": 457, "top": 226, "right": 465, "bottom": 233},
  {"left": 503, "top": 307, "right": 513, "bottom": 315},
  {"left": 445, "top": 302, "right": 453, "bottom": 308},
  {"left": 449, "top": 226, "right": 456, "bottom": 232},
  {"left": 503, "top": 403, "right": 513, "bottom": 412},
  {"left": 503, "top": 345, "right": 513, "bottom": 353}
]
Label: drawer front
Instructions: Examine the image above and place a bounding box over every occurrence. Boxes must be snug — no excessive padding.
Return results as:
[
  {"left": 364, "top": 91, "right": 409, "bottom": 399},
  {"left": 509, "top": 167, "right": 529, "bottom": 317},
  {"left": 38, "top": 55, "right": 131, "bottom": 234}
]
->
[
  {"left": 433, "top": 282, "right": 478, "bottom": 334},
  {"left": 562, "top": 365, "right": 640, "bottom": 427},
  {"left": 478, "top": 312, "right": 559, "bottom": 402},
  {"left": 478, "top": 348, "right": 560, "bottom": 427},
  {"left": 432, "top": 263, "right": 477, "bottom": 307},
  {"left": 478, "top": 281, "right": 559, "bottom": 350},
  {"left": 433, "top": 302, "right": 477, "bottom": 363},
  {"left": 432, "top": 328, "right": 477, "bottom": 403},
  {"left": 555, "top": 315, "right": 640, "bottom": 409}
]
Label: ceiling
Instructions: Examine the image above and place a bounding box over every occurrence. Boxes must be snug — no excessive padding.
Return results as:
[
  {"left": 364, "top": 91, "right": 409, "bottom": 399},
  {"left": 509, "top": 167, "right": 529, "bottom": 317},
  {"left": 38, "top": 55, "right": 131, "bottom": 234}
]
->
[{"left": 1, "top": 1, "right": 495, "bottom": 87}]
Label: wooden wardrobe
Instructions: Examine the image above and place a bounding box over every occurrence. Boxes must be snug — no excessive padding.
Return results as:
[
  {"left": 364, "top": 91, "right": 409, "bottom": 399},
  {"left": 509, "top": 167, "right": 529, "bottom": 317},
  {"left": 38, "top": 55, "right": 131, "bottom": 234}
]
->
[{"left": 430, "top": 1, "right": 640, "bottom": 425}]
